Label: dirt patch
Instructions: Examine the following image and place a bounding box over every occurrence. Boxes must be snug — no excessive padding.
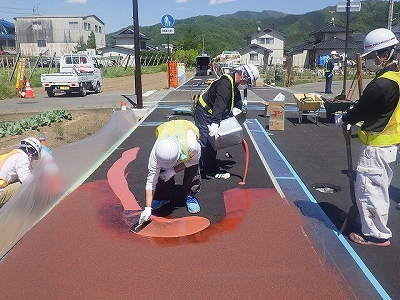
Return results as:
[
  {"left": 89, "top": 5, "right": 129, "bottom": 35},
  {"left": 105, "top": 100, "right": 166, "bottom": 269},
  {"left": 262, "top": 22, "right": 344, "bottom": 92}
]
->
[{"left": 0, "top": 71, "right": 194, "bottom": 153}]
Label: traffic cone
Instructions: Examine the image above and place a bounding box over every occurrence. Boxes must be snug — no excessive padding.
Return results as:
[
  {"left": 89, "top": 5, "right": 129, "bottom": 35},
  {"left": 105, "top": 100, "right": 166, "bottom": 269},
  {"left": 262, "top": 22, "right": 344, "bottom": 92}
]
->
[
  {"left": 24, "top": 79, "right": 35, "bottom": 98},
  {"left": 79, "top": 59, "right": 85, "bottom": 72},
  {"left": 121, "top": 101, "right": 127, "bottom": 110}
]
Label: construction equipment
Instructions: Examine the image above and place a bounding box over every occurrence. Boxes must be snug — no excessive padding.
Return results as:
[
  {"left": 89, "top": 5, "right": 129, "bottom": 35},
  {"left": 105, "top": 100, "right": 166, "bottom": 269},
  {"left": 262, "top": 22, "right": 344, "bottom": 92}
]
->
[
  {"left": 340, "top": 124, "right": 359, "bottom": 234},
  {"left": 293, "top": 93, "right": 323, "bottom": 124}
]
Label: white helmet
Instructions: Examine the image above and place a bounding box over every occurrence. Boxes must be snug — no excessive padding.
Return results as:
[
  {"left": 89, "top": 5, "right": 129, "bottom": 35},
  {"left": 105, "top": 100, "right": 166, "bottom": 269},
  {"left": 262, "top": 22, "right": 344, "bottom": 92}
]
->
[
  {"left": 155, "top": 137, "right": 180, "bottom": 169},
  {"left": 361, "top": 28, "right": 399, "bottom": 57},
  {"left": 242, "top": 64, "right": 259, "bottom": 86},
  {"left": 20, "top": 137, "right": 41, "bottom": 157},
  {"left": 330, "top": 50, "right": 337, "bottom": 56}
]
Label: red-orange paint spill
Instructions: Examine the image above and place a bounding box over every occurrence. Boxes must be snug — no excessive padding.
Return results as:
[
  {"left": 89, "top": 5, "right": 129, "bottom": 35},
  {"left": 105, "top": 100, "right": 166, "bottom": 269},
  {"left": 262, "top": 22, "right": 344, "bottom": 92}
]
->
[{"left": 107, "top": 147, "right": 141, "bottom": 211}]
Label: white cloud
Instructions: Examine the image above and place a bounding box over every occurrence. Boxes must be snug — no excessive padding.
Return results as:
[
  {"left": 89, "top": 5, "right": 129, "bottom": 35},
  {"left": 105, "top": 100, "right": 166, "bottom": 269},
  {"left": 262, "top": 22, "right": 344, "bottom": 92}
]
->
[
  {"left": 209, "top": 0, "right": 235, "bottom": 4},
  {"left": 175, "top": 0, "right": 188, "bottom": 3},
  {"left": 65, "top": 0, "right": 88, "bottom": 3}
]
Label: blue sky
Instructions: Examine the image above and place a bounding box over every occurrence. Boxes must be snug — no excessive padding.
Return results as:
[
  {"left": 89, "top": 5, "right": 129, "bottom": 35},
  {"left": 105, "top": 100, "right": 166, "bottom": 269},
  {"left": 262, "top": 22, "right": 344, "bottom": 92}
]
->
[{"left": 2, "top": 0, "right": 346, "bottom": 34}]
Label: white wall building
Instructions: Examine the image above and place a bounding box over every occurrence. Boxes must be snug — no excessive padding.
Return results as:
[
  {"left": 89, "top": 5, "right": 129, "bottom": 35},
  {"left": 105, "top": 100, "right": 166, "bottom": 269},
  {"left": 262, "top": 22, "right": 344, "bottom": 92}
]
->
[{"left": 14, "top": 14, "right": 106, "bottom": 57}]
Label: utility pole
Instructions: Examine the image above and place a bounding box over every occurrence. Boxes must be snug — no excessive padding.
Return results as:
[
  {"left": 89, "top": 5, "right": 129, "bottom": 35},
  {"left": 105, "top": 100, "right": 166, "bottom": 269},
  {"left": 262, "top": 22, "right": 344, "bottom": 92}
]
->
[
  {"left": 132, "top": 0, "right": 143, "bottom": 109},
  {"left": 388, "top": 0, "right": 394, "bottom": 30}
]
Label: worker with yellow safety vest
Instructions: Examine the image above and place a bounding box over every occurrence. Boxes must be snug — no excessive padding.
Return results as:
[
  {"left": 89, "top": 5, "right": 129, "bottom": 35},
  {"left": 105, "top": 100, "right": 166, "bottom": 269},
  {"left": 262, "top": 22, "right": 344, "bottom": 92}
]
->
[
  {"left": 194, "top": 64, "right": 259, "bottom": 180},
  {"left": 0, "top": 137, "right": 42, "bottom": 208},
  {"left": 335, "top": 28, "right": 400, "bottom": 247},
  {"left": 139, "top": 120, "right": 202, "bottom": 224},
  {"left": 324, "top": 51, "right": 336, "bottom": 94}
]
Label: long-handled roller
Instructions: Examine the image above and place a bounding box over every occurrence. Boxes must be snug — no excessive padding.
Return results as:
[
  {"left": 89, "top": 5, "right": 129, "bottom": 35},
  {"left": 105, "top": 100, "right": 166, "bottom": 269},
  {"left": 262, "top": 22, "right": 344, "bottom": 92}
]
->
[{"left": 340, "top": 124, "right": 359, "bottom": 233}]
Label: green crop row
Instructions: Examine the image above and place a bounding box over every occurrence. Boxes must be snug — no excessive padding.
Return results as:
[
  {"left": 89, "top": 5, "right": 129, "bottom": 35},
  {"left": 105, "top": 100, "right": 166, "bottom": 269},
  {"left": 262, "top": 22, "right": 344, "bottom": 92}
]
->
[{"left": 0, "top": 109, "right": 72, "bottom": 137}]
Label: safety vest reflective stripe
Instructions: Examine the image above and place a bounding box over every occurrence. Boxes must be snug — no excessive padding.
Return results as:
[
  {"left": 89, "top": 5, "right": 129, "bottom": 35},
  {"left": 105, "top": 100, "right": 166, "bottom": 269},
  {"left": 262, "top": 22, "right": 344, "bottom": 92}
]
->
[
  {"left": 358, "top": 71, "right": 400, "bottom": 146},
  {"left": 324, "top": 57, "right": 332, "bottom": 73},
  {"left": 198, "top": 74, "right": 234, "bottom": 114},
  {"left": 155, "top": 120, "right": 199, "bottom": 162}
]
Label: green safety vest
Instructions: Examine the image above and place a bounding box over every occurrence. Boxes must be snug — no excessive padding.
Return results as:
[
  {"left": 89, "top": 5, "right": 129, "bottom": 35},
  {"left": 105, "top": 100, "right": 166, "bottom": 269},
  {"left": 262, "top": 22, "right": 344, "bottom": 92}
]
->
[
  {"left": 155, "top": 120, "right": 199, "bottom": 163},
  {"left": 358, "top": 71, "right": 400, "bottom": 146},
  {"left": 198, "top": 74, "right": 234, "bottom": 114}
]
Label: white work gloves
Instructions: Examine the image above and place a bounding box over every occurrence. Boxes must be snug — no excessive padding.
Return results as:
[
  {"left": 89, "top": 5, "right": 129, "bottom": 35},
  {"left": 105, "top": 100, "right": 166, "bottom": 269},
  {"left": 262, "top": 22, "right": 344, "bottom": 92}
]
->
[
  {"left": 139, "top": 207, "right": 152, "bottom": 223},
  {"left": 208, "top": 123, "right": 220, "bottom": 138},
  {"left": 159, "top": 168, "right": 176, "bottom": 182},
  {"left": 335, "top": 114, "right": 351, "bottom": 130},
  {"left": 232, "top": 107, "right": 242, "bottom": 116},
  {"left": 334, "top": 114, "right": 344, "bottom": 128}
]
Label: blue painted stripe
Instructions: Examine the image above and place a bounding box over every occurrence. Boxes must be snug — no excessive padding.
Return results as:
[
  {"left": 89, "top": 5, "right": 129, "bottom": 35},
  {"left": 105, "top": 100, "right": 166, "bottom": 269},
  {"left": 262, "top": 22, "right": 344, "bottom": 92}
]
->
[{"left": 245, "top": 118, "right": 391, "bottom": 300}]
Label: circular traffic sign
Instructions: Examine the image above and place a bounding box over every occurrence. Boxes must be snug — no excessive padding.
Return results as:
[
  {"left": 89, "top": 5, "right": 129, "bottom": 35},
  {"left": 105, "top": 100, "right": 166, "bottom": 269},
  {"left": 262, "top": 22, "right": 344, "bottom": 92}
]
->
[{"left": 161, "top": 14, "right": 174, "bottom": 28}]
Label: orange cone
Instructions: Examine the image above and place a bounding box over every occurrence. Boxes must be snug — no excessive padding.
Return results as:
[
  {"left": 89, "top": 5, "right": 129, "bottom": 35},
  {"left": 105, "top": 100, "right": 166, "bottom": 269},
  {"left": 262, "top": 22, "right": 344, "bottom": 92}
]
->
[
  {"left": 24, "top": 79, "right": 35, "bottom": 98},
  {"left": 121, "top": 101, "right": 127, "bottom": 110},
  {"left": 79, "top": 59, "right": 85, "bottom": 72}
]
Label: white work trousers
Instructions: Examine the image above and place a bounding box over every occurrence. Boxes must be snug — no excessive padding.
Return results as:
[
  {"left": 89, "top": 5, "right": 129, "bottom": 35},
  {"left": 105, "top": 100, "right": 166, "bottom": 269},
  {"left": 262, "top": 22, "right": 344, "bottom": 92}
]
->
[{"left": 355, "top": 144, "right": 397, "bottom": 239}]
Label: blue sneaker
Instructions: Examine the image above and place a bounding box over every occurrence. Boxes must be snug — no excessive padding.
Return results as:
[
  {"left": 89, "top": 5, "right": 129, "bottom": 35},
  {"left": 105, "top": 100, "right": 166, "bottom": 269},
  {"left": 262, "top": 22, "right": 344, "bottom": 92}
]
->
[
  {"left": 151, "top": 199, "right": 170, "bottom": 210},
  {"left": 186, "top": 195, "right": 200, "bottom": 213}
]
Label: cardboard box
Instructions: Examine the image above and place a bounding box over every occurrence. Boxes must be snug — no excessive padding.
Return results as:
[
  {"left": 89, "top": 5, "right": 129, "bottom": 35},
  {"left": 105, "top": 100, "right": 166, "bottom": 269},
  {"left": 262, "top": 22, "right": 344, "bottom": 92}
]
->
[
  {"left": 269, "top": 102, "right": 285, "bottom": 131},
  {"left": 208, "top": 117, "right": 243, "bottom": 150}
]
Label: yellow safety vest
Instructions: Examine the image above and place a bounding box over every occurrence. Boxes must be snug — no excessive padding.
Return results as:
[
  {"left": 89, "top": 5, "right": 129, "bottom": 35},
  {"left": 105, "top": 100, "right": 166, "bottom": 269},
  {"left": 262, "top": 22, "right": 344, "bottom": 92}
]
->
[
  {"left": 324, "top": 57, "right": 332, "bottom": 73},
  {"left": 155, "top": 120, "right": 199, "bottom": 163},
  {"left": 198, "top": 74, "right": 234, "bottom": 114},
  {"left": 0, "top": 150, "right": 20, "bottom": 188},
  {"left": 358, "top": 71, "right": 400, "bottom": 146}
]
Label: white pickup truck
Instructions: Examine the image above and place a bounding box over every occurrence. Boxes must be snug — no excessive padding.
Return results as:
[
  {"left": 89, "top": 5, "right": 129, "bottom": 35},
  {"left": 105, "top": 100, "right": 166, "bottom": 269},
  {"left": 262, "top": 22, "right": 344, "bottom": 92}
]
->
[{"left": 41, "top": 53, "right": 103, "bottom": 97}]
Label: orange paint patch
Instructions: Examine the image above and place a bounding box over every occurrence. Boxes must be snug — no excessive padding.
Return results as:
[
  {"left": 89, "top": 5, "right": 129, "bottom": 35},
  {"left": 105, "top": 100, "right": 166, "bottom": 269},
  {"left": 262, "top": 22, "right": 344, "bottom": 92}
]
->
[{"left": 135, "top": 216, "right": 210, "bottom": 237}]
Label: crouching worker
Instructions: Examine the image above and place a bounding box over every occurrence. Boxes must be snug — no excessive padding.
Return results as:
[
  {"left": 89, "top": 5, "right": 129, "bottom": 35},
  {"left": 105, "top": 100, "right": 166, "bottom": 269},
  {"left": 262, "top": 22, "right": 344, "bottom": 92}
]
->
[
  {"left": 0, "top": 137, "right": 42, "bottom": 208},
  {"left": 139, "top": 120, "right": 202, "bottom": 224}
]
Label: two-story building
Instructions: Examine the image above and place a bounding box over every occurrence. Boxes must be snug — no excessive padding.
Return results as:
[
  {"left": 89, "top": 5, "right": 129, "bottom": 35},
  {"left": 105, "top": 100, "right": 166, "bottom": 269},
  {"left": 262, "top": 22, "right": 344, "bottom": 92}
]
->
[
  {"left": 13, "top": 15, "right": 106, "bottom": 57},
  {"left": 238, "top": 27, "right": 286, "bottom": 67},
  {"left": 97, "top": 27, "right": 151, "bottom": 66}
]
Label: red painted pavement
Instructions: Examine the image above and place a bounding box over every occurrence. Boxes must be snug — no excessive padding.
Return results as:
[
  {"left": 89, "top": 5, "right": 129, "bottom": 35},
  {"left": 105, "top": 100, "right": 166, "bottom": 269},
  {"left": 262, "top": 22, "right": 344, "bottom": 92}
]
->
[{"left": 0, "top": 179, "right": 354, "bottom": 299}]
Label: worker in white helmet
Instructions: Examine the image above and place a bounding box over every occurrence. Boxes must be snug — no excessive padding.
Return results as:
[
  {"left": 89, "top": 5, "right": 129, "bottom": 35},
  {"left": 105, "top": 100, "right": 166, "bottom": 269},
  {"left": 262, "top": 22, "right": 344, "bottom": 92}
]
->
[
  {"left": 139, "top": 120, "right": 202, "bottom": 224},
  {"left": 324, "top": 50, "right": 337, "bottom": 94},
  {"left": 0, "top": 137, "right": 42, "bottom": 208},
  {"left": 335, "top": 28, "right": 400, "bottom": 247},
  {"left": 194, "top": 64, "right": 259, "bottom": 179}
]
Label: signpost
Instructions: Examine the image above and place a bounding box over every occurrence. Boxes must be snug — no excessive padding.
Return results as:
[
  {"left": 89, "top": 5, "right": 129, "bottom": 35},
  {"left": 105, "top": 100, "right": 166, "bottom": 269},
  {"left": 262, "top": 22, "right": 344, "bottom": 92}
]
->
[
  {"left": 160, "top": 14, "right": 174, "bottom": 59},
  {"left": 161, "top": 14, "right": 175, "bottom": 88}
]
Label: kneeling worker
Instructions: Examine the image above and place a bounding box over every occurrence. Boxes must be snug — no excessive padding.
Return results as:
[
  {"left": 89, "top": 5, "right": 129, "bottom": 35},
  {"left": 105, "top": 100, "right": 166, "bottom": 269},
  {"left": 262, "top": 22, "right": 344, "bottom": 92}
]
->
[
  {"left": 0, "top": 137, "right": 42, "bottom": 208},
  {"left": 139, "top": 120, "right": 202, "bottom": 223}
]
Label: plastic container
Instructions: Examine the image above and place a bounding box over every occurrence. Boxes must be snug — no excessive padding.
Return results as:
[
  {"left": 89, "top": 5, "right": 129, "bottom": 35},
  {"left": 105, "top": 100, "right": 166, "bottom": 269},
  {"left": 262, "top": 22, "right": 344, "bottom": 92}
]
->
[{"left": 208, "top": 117, "right": 243, "bottom": 150}]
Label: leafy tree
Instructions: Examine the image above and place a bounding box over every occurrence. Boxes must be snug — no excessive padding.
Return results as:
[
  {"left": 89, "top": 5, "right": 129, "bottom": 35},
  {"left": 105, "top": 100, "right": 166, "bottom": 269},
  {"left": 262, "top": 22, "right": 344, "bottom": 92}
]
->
[
  {"left": 172, "top": 49, "right": 199, "bottom": 67},
  {"left": 87, "top": 31, "right": 97, "bottom": 50},
  {"left": 175, "top": 27, "right": 200, "bottom": 51}
]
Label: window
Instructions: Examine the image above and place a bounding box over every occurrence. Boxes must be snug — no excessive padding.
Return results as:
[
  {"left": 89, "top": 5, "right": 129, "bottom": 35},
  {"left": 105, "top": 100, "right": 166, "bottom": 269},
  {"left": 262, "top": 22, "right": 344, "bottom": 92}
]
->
[
  {"left": 98, "top": 26, "right": 102, "bottom": 34},
  {"left": 69, "top": 22, "right": 78, "bottom": 30},
  {"left": 250, "top": 53, "right": 258, "bottom": 61},
  {"left": 65, "top": 56, "right": 87, "bottom": 64},
  {"left": 257, "top": 37, "right": 274, "bottom": 44},
  {"left": 84, "top": 22, "right": 91, "bottom": 31},
  {"left": 37, "top": 40, "right": 46, "bottom": 47},
  {"left": 95, "top": 25, "right": 98, "bottom": 33},
  {"left": 32, "top": 21, "right": 42, "bottom": 30}
]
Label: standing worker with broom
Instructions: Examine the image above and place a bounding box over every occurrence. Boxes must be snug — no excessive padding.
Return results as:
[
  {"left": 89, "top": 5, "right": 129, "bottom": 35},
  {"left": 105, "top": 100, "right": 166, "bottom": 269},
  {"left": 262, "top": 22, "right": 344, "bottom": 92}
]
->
[{"left": 335, "top": 28, "right": 400, "bottom": 247}]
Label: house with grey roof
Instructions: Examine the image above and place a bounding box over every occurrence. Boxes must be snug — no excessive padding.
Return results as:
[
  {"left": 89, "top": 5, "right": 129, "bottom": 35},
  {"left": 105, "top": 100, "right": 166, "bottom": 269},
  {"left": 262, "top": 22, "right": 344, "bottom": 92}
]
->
[{"left": 290, "top": 20, "right": 362, "bottom": 69}]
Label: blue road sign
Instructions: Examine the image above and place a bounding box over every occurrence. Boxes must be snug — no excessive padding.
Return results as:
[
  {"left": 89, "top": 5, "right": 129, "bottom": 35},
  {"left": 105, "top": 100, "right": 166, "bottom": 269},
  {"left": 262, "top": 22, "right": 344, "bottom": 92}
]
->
[{"left": 161, "top": 14, "right": 174, "bottom": 28}]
